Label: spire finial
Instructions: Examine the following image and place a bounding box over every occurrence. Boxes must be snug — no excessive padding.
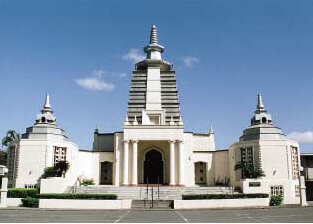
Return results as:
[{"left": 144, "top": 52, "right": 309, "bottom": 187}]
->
[
  {"left": 124, "top": 115, "right": 130, "bottom": 126},
  {"left": 133, "top": 115, "right": 138, "bottom": 125},
  {"left": 41, "top": 93, "right": 53, "bottom": 114},
  {"left": 257, "top": 94, "right": 264, "bottom": 110},
  {"left": 150, "top": 25, "right": 158, "bottom": 44},
  {"left": 144, "top": 24, "right": 164, "bottom": 60},
  {"left": 170, "top": 115, "right": 175, "bottom": 125},
  {"left": 255, "top": 94, "right": 266, "bottom": 114},
  {"left": 44, "top": 94, "right": 51, "bottom": 109},
  {"left": 209, "top": 126, "right": 214, "bottom": 135}
]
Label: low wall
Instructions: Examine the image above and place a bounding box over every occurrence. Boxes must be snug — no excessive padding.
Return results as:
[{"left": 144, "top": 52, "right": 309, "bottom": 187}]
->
[
  {"left": 174, "top": 198, "right": 269, "bottom": 209},
  {"left": 7, "top": 198, "right": 22, "bottom": 207},
  {"left": 40, "top": 178, "right": 68, "bottom": 194},
  {"left": 39, "top": 199, "right": 132, "bottom": 210}
]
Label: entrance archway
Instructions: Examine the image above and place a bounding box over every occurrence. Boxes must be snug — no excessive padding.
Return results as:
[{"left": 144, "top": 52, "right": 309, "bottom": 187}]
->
[
  {"left": 100, "top": 161, "right": 113, "bottom": 185},
  {"left": 195, "top": 162, "right": 206, "bottom": 185},
  {"left": 143, "top": 149, "right": 164, "bottom": 184}
]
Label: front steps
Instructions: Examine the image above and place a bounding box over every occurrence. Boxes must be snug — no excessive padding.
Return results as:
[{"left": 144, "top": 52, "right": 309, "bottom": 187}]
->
[
  {"left": 131, "top": 200, "right": 173, "bottom": 210},
  {"left": 70, "top": 186, "right": 237, "bottom": 200}
]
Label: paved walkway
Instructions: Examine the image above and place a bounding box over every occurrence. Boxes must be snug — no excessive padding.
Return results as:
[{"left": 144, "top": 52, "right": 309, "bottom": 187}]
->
[{"left": 1, "top": 206, "right": 313, "bottom": 222}]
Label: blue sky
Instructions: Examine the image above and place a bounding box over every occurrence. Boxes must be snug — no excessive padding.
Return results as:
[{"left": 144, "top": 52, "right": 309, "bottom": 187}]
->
[{"left": 0, "top": 0, "right": 312, "bottom": 152}]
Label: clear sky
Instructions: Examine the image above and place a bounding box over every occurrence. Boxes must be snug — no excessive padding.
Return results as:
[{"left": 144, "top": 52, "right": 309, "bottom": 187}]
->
[{"left": 0, "top": 0, "right": 312, "bottom": 152}]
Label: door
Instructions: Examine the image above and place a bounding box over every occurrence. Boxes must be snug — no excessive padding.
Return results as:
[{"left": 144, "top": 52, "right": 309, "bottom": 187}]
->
[
  {"left": 100, "top": 161, "right": 113, "bottom": 185},
  {"left": 195, "top": 162, "right": 206, "bottom": 185},
  {"left": 144, "top": 149, "right": 164, "bottom": 184}
]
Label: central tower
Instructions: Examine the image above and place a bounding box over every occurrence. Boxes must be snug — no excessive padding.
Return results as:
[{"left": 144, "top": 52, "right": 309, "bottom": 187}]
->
[{"left": 125, "top": 25, "right": 183, "bottom": 126}]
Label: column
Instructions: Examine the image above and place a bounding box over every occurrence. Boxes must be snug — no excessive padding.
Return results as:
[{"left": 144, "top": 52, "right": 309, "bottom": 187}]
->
[
  {"left": 0, "top": 177, "right": 8, "bottom": 207},
  {"left": 169, "top": 140, "right": 175, "bottom": 185},
  {"left": 131, "top": 140, "right": 138, "bottom": 185},
  {"left": 178, "top": 140, "right": 184, "bottom": 186},
  {"left": 122, "top": 140, "right": 129, "bottom": 185}
]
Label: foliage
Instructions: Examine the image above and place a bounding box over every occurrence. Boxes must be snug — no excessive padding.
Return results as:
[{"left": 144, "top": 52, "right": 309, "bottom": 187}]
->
[
  {"left": 0, "top": 150, "right": 7, "bottom": 166},
  {"left": 182, "top": 193, "right": 269, "bottom": 200},
  {"left": 81, "top": 178, "right": 94, "bottom": 186},
  {"left": 41, "top": 161, "right": 70, "bottom": 178},
  {"left": 21, "top": 197, "right": 39, "bottom": 207},
  {"left": 54, "top": 161, "right": 70, "bottom": 177},
  {"left": 7, "top": 188, "right": 39, "bottom": 198},
  {"left": 234, "top": 162, "right": 265, "bottom": 179},
  {"left": 39, "top": 193, "right": 117, "bottom": 200},
  {"left": 270, "top": 194, "right": 283, "bottom": 206},
  {"left": 42, "top": 166, "right": 58, "bottom": 178},
  {"left": 1, "top": 130, "right": 20, "bottom": 147}
]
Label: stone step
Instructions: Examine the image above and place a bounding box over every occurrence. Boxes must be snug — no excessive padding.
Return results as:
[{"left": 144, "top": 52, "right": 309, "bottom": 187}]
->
[
  {"left": 68, "top": 186, "right": 238, "bottom": 200},
  {"left": 131, "top": 200, "right": 173, "bottom": 210}
]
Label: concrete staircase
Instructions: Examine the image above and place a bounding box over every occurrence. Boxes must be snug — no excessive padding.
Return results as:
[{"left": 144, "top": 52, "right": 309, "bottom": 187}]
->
[
  {"left": 70, "top": 186, "right": 237, "bottom": 200},
  {"left": 131, "top": 200, "right": 173, "bottom": 210}
]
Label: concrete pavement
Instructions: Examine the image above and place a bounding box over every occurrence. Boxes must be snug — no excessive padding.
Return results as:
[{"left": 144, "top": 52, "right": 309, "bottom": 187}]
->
[{"left": 0, "top": 206, "right": 313, "bottom": 222}]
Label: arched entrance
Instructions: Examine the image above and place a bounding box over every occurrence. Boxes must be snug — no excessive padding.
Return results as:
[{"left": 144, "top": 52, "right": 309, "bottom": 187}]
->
[
  {"left": 195, "top": 162, "right": 206, "bottom": 185},
  {"left": 144, "top": 149, "right": 164, "bottom": 184},
  {"left": 100, "top": 161, "right": 113, "bottom": 185}
]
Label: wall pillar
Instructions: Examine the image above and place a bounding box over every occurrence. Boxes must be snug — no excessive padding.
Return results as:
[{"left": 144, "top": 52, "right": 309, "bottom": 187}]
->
[
  {"left": 178, "top": 140, "right": 184, "bottom": 186},
  {"left": 122, "top": 140, "right": 129, "bottom": 185},
  {"left": 0, "top": 177, "right": 8, "bottom": 207},
  {"left": 131, "top": 140, "right": 138, "bottom": 185},
  {"left": 169, "top": 140, "right": 176, "bottom": 185}
]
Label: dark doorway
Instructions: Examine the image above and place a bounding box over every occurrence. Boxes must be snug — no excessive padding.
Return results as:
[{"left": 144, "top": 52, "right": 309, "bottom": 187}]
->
[
  {"left": 144, "top": 149, "right": 164, "bottom": 184},
  {"left": 100, "top": 161, "right": 113, "bottom": 185},
  {"left": 195, "top": 162, "right": 207, "bottom": 185}
]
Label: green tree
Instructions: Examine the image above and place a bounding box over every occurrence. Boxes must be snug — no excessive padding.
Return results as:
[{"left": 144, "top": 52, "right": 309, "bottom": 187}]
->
[
  {"left": 54, "top": 161, "right": 70, "bottom": 177},
  {"left": 234, "top": 161, "right": 265, "bottom": 179},
  {"left": 2, "top": 130, "right": 20, "bottom": 147}
]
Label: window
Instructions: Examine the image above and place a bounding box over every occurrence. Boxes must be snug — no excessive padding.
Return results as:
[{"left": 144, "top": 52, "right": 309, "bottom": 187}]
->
[
  {"left": 295, "top": 185, "right": 300, "bottom": 197},
  {"left": 240, "top": 147, "right": 253, "bottom": 165},
  {"left": 24, "top": 184, "right": 37, "bottom": 188},
  {"left": 262, "top": 117, "right": 267, "bottom": 123},
  {"left": 54, "top": 147, "right": 67, "bottom": 165},
  {"left": 271, "top": 185, "right": 284, "bottom": 196},
  {"left": 149, "top": 115, "right": 160, "bottom": 125},
  {"left": 291, "top": 146, "right": 299, "bottom": 180}
]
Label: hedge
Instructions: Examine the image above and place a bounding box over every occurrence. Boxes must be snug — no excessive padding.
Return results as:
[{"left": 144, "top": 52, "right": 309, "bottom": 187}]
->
[
  {"left": 39, "top": 193, "right": 117, "bottom": 200},
  {"left": 182, "top": 193, "right": 269, "bottom": 200},
  {"left": 21, "top": 197, "right": 39, "bottom": 207},
  {"left": 8, "top": 188, "right": 39, "bottom": 198}
]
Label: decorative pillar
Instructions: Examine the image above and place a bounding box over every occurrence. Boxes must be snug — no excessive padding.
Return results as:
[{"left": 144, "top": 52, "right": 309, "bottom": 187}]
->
[
  {"left": 178, "top": 140, "right": 184, "bottom": 186},
  {"left": 0, "top": 176, "right": 8, "bottom": 208},
  {"left": 169, "top": 140, "right": 175, "bottom": 185},
  {"left": 131, "top": 140, "right": 138, "bottom": 185},
  {"left": 122, "top": 140, "right": 129, "bottom": 185}
]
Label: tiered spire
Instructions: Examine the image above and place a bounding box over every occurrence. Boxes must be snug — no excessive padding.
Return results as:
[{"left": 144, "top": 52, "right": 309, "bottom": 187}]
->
[
  {"left": 150, "top": 25, "right": 158, "bottom": 44},
  {"left": 41, "top": 94, "right": 53, "bottom": 114},
  {"left": 36, "top": 94, "right": 56, "bottom": 124},
  {"left": 144, "top": 25, "right": 164, "bottom": 60},
  {"left": 255, "top": 94, "right": 266, "bottom": 114},
  {"left": 251, "top": 94, "right": 272, "bottom": 125}
]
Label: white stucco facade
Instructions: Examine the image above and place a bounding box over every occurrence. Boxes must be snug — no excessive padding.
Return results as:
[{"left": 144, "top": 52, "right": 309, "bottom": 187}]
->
[{"left": 6, "top": 25, "right": 306, "bottom": 206}]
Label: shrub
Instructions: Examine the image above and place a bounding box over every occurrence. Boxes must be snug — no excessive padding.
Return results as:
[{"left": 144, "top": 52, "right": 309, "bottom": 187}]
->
[
  {"left": 234, "top": 162, "right": 265, "bottom": 179},
  {"left": 42, "top": 166, "right": 58, "bottom": 178},
  {"left": 21, "top": 197, "right": 39, "bottom": 207},
  {"left": 39, "top": 193, "right": 117, "bottom": 200},
  {"left": 41, "top": 161, "right": 70, "bottom": 179},
  {"left": 81, "top": 179, "right": 94, "bottom": 186},
  {"left": 54, "top": 161, "right": 70, "bottom": 177},
  {"left": 182, "top": 193, "right": 269, "bottom": 200},
  {"left": 8, "top": 188, "right": 39, "bottom": 198},
  {"left": 270, "top": 194, "right": 283, "bottom": 206}
]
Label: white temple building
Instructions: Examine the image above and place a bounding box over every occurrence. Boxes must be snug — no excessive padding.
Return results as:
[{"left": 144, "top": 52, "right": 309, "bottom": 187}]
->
[{"left": 6, "top": 25, "right": 306, "bottom": 205}]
